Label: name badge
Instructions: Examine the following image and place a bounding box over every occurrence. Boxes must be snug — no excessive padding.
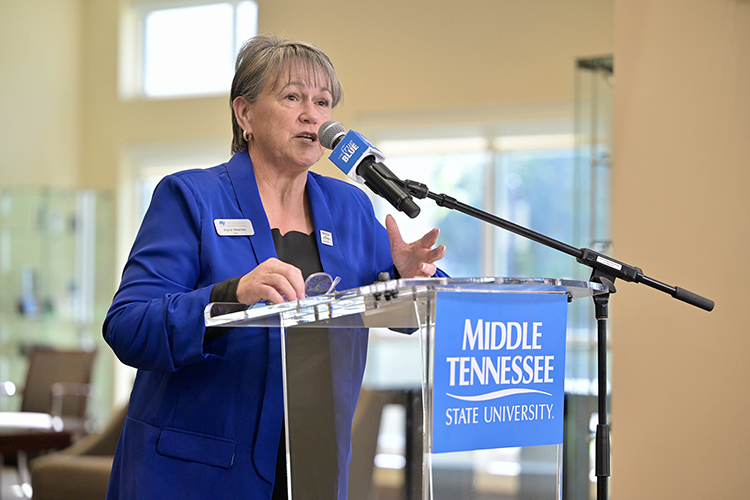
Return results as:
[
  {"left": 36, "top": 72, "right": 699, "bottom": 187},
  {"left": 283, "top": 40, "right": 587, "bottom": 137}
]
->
[
  {"left": 214, "top": 219, "right": 254, "bottom": 236},
  {"left": 320, "top": 230, "right": 333, "bottom": 246}
]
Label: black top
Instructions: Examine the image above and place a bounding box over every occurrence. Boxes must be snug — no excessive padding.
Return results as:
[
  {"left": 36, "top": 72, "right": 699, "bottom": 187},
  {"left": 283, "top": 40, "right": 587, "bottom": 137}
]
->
[
  {"left": 271, "top": 229, "right": 323, "bottom": 280},
  {"left": 270, "top": 230, "right": 323, "bottom": 500}
]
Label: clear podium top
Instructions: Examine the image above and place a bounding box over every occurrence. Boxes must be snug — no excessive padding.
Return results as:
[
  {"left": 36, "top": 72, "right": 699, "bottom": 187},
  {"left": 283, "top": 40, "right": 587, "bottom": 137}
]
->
[{"left": 204, "top": 277, "right": 608, "bottom": 330}]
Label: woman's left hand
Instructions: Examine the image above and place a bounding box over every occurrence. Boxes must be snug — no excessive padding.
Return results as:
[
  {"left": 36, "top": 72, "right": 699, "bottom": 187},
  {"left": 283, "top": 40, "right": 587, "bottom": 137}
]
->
[{"left": 386, "top": 214, "right": 447, "bottom": 278}]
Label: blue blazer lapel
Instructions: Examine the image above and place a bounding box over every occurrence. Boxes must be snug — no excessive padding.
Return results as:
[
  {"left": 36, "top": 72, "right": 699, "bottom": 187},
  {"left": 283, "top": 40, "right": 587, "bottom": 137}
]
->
[
  {"left": 225, "top": 153, "right": 283, "bottom": 484},
  {"left": 306, "top": 173, "right": 347, "bottom": 282},
  {"left": 225, "top": 152, "right": 277, "bottom": 265}
]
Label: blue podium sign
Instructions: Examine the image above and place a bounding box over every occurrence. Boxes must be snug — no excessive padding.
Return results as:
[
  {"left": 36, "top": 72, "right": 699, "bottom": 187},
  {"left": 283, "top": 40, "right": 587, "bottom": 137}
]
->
[{"left": 432, "top": 291, "right": 568, "bottom": 453}]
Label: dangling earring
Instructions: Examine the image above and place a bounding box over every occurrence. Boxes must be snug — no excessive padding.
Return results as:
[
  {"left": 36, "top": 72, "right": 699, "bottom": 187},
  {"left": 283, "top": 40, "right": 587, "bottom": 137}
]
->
[{"left": 243, "top": 130, "right": 251, "bottom": 142}]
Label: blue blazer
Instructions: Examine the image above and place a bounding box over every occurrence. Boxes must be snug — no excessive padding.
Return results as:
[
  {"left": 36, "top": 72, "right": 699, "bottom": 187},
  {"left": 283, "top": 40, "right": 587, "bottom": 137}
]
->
[{"left": 104, "top": 151, "right": 443, "bottom": 499}]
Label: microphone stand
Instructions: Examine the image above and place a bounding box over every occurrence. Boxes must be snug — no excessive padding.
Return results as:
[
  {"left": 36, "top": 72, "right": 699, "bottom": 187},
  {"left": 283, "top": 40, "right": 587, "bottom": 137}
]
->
[{"left": 397, "top": 178, "right": 714, "bottom": 500}]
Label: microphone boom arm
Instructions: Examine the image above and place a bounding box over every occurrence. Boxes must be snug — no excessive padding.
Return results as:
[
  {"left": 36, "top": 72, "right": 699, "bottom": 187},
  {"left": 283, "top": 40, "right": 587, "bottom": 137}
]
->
[{"left": 400, "top": 179, "right": 714, "bottom": 312}]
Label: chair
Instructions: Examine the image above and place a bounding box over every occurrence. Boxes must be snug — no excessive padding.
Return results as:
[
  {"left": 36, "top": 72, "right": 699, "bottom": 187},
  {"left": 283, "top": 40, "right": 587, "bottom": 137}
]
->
[
  {"left": 16, "top": 346, "right": 97, "bottom": 433},
  {"left": 348, "top": 389, "right": 391, "bottom": 500},
  {"left": 0, "top": 345, "right": 97, "bottom": 495},
  {"left": 29, "top": 403, "right": 127, "bottom": 500},
  {"left": 348, "top": 388, "right": 425, "bottom": 500}
]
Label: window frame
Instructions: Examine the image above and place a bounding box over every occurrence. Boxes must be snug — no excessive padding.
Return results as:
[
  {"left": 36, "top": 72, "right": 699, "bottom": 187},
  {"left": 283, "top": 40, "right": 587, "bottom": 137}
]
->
[{"left": 119, "top": 0, "right": 257, "bottom": 100}]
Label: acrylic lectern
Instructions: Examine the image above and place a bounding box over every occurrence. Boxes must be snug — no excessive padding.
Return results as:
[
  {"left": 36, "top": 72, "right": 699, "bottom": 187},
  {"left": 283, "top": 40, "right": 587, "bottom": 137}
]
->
[{"left": 205, "top": 277, "right": 607, "bottom": 500}]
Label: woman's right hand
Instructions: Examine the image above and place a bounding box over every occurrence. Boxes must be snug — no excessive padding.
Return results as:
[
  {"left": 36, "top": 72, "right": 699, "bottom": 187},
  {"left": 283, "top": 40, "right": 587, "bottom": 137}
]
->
[{"left": 236, "top": 258, "right": 305, "bottom": 305}]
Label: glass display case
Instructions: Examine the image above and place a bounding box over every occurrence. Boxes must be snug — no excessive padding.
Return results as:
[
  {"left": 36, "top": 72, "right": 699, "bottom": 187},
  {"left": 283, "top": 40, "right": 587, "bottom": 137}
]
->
[
  {"left": 565, "top": 55, "right": 614, "bottom": 500},
  {"left": 0, "top": 188, "right": 115, "bottom": 425}
]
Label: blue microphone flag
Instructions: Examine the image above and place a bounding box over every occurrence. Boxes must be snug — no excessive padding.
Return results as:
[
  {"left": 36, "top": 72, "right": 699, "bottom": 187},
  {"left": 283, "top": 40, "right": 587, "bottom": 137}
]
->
[{"left": 328, "top": 129, "right": 386, "bottom": 184}]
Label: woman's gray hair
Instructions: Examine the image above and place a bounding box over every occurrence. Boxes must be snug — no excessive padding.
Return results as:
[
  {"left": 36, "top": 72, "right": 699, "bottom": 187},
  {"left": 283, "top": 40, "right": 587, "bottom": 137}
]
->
[{"left": 230, "top": 33, "right": 343, "bottom": 154}]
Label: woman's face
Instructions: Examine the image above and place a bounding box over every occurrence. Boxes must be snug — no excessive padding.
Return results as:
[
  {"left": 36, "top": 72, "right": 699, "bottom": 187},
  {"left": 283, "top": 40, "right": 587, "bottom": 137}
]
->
[{"left": 242, "top": 64, "right": 334, "bottom": 174}]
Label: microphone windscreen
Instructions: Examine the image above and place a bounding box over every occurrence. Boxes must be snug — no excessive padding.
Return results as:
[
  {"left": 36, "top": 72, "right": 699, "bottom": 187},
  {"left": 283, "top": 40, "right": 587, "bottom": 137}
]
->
[{"left": 318, "top": 121, "right": 347, "bottom": 149}]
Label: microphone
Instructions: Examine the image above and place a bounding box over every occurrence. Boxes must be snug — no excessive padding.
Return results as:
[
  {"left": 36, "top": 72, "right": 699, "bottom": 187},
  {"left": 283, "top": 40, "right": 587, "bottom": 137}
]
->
[{"left": 318, "top": 121, "right": 421, "bottom": 219}]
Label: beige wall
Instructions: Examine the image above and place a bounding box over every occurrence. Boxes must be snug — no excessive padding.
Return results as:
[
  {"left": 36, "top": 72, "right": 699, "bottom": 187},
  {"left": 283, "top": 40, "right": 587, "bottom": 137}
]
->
[
  {"left": 612, "top": 0, "right": 750, "bottom": 498},
  {"left": 0, "top": 0, "right": 82, "bottom": 186}
]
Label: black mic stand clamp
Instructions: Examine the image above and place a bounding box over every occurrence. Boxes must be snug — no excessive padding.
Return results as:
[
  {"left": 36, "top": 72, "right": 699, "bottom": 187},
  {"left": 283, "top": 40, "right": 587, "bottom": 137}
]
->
[
  {"left": 358, "top": 157, "right": 421, "bottom": 219},
  {"left": 396, "top": 177, "right": 714, "bottom": 500}
]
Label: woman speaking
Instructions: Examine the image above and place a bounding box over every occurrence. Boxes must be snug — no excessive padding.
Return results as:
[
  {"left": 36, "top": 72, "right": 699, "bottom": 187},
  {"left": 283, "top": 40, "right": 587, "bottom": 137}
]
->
[{"left": 103, "top": 34, "right": 446, "bottom": 499}]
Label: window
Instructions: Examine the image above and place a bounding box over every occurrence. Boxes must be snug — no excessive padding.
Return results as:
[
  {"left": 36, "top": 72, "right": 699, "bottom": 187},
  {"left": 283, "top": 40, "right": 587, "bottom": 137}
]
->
[
  {"left": 365, "top": 128, "right": 611, "bottom": 392},
  {"left": 120, "top": 0, "right": 258, "bottom": 99},
  {"left": 363, "top": 130, "right": 595, "bottom": 387},
  {"left": 372, "top": 137, "right": 491, "bottom": 278},
  {"left": 370, "top": 133, "right": 581, "bottom": 281}
]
